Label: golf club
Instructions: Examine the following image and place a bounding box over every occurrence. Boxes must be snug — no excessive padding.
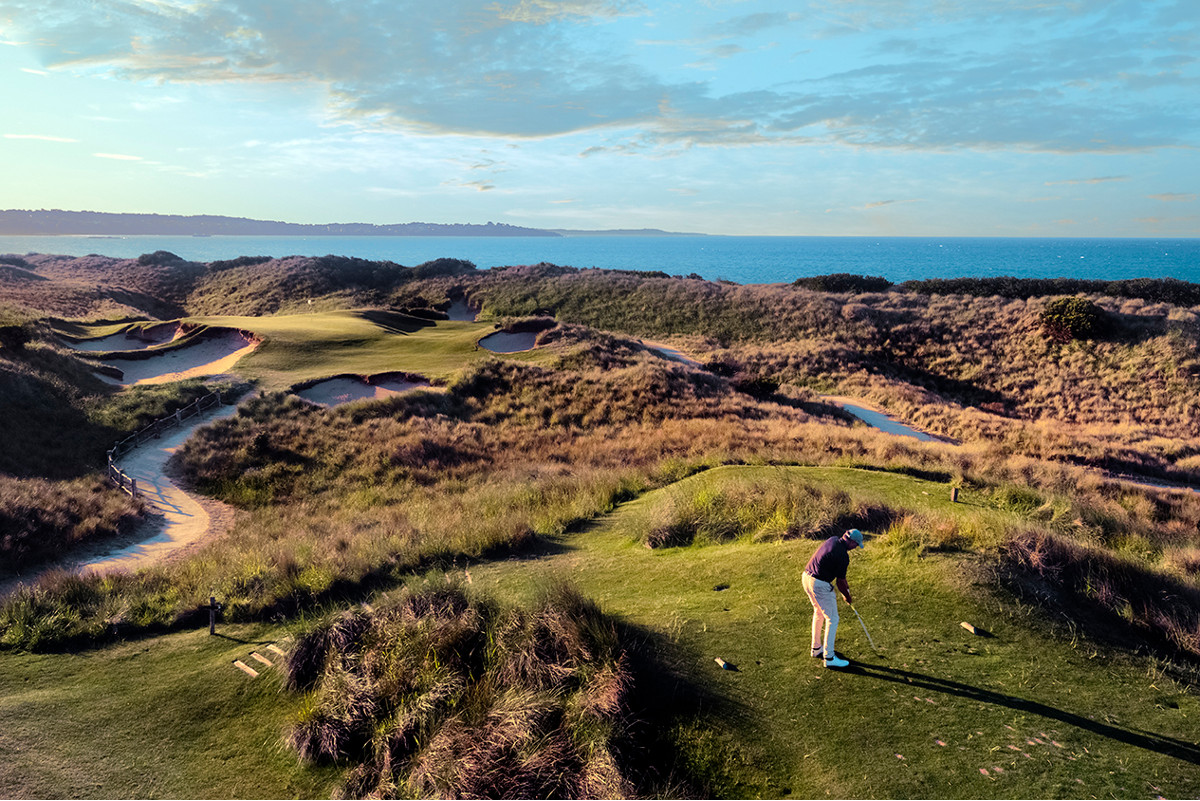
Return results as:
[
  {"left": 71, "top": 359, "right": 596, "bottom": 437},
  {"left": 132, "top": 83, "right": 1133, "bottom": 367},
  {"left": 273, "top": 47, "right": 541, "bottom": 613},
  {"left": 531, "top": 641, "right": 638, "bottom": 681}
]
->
[{"left": 849, "top": 603, "right": 879, "bottom": 653}]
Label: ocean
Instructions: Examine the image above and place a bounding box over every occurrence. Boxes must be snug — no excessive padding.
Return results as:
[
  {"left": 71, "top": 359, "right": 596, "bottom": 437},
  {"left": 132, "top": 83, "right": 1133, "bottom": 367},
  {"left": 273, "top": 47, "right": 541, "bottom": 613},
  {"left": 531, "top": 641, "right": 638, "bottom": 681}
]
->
[{"left": 1, "top": 234, "right": 1197, "bottom": 285}]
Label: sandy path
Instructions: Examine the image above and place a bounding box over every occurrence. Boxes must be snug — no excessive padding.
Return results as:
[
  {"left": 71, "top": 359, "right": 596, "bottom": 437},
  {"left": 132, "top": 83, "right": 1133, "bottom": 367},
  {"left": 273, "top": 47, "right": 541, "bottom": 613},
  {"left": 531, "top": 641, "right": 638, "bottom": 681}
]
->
[
  {"left": 824, "top": 394, "right": 1199, "bottom": 496},
  {"left": 0, "top": 401, "right": 241, "bottom": 597}
]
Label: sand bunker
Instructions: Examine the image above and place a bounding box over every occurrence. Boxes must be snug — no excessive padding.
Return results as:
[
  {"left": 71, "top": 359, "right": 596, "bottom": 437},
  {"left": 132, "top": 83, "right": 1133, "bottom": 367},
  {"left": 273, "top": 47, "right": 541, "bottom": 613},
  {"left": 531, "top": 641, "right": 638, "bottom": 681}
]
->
[
  {"left": 446, "top": 299, "right": 479, "bottom": 322},
  {"left": 823, "top": 396, "right": 937, "bottom": 442},
  {"left": 479, "top": 331, "right": 539, "bottom": 353},
  {"left": 295, "top": 374, "right": 429, "bottom": 407},
  {"left": 99, "top": 330, "right": 258, "bottom": 385},
  {"left": 65, "top": 322, "right": 184, "bottom": 353},
  {"left": 641, "top": 339, "right": 701, "bottom": 367}
]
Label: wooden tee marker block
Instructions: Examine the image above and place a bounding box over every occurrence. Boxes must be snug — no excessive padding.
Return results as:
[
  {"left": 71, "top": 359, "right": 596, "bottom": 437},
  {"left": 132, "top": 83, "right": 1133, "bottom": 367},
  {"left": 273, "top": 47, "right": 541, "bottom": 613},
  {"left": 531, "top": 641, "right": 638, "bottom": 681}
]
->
[
  {"left": 232, "top": 660, "right": 259, "bottom": 678},
  {"left": 249, "top": 652, "right": 273, "bottom": 667},
  {"left": 266, "top": 644, "right": 286, "bottom": 657}
]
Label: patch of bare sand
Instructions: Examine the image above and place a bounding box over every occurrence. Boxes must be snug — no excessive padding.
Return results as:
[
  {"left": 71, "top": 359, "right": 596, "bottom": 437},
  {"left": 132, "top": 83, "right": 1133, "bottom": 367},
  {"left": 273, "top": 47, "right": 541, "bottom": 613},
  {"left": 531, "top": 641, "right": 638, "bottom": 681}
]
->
[
  {"left": 640, "top": 338, "right": 702, "bottom": 367},
  {"left": 99, "top": 330, "right": 258, "bottom": 385},
  {"left": 295, "top": 375, "right": 430, "bottom": 407},
  {"left": 64, "top": 322, "right": 184, "bottom": 352}
]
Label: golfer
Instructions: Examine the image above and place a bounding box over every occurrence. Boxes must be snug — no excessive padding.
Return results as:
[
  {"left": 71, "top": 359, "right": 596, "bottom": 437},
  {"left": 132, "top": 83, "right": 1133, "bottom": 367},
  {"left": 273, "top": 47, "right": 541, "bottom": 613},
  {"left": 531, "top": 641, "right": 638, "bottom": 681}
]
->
[{"left": 802, "top": 528, "right": 864, "bottom": 669}]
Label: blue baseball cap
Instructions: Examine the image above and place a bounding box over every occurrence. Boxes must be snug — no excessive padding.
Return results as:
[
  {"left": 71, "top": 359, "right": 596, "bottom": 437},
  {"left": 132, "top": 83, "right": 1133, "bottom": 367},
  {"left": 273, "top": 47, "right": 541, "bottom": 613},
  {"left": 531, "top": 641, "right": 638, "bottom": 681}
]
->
[{"left": 843, "top": 528, "right": 864, "bottom": 549}]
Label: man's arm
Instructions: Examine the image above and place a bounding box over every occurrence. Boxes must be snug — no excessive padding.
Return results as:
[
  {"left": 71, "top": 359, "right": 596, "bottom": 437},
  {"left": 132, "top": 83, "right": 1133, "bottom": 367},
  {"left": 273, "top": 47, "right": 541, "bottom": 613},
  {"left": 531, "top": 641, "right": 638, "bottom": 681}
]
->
[{"left": 836, "top": 576, "right": 852, "bottom": 605}]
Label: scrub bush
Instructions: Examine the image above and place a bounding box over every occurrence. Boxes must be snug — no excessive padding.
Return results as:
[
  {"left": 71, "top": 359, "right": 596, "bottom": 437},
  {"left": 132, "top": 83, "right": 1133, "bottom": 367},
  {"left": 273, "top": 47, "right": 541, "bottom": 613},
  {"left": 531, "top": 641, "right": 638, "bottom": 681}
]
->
[
  {"left": 792, "top": 274, "right": 893, "bottom": 293},
  {"left": 1039, "top": 296, "right": 1107, "bottom": 343}
]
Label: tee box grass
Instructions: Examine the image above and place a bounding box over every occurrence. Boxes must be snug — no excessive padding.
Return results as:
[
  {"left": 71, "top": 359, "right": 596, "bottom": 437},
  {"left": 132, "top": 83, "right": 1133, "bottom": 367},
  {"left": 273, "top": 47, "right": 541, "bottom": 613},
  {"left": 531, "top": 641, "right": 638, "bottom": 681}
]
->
[
  {"left": 466, "top": 466, "right": 1200, "bottom": 799},
  {"left": 0, "top": 623, "right": 339, "bottom": 798}
]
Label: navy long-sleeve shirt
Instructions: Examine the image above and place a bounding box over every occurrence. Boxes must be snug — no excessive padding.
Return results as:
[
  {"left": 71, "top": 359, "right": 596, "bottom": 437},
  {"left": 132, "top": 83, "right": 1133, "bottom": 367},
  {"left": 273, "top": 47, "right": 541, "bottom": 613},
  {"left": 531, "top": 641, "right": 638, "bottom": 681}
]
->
[{"left": 805, "top": 536, "right": 850, "bottom": 583}]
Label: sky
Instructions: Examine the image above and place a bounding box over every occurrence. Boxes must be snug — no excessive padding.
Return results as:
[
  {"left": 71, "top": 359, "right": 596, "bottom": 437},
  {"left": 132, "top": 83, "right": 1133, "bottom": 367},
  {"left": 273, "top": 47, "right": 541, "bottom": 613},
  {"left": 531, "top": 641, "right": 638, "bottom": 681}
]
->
[{"left": 0, "top": 0, "right": 1197, "bottom": 236}]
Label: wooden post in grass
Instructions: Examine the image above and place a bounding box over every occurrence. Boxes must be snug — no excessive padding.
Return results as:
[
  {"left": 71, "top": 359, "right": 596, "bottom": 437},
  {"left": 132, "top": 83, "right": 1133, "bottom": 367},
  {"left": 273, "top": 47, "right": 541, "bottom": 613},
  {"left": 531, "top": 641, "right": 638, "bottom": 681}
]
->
[
  {"left": 951, "top": 487, "right": 959, "bottom": 503},
  {"left": 129, "top": 478, "right": 137, "bottom": 498},
  {"left": 207, "top": 596, "right": 222, "bottom": 635}
]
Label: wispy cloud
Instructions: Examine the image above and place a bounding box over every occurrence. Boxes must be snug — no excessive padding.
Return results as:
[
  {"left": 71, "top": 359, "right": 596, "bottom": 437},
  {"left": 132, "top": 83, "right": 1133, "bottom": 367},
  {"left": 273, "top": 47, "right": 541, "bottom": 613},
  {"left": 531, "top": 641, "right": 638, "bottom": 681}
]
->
[
  {"left": 1148, "top": 192, "right": 1196, "bottom": 202},
  {"left": 5, "top": 133, "right": 77, "bottom": 142},
  {"left": 856, "top": 198, "right": 922, "bottom": 210},
  {"left": 19, "top": 67, "right": 48, "bottom": 75},
  {"left": 1, "top": 0, "right": 1196, "bottom": 155},
  {"left": 490, "top": 0, "right": 645, "bottom": 24},
  {"left": 1045, "top": 176, "right": 1129, "bottom": 186},
  {"left": 93, "top": 152, "right": 143, "bottom": 160}
]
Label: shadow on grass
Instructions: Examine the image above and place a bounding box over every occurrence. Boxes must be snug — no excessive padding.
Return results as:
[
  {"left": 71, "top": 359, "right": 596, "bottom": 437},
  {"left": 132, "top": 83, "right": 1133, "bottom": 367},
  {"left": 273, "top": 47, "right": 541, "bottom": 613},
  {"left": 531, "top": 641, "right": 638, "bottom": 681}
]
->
[
  {"left": 358, "top": 309, "right": 438, "bottom": 336},
  {"left": 849, "top": 662, "right": 1200, "bottom": 765}
]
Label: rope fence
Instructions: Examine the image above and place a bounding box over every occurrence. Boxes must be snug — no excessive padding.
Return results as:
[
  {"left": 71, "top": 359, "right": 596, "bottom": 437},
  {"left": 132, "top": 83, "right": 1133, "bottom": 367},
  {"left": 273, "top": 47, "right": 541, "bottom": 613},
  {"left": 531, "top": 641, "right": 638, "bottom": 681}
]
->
[{"left": 106, "top": 390, "right": 224, "bottom": 498}]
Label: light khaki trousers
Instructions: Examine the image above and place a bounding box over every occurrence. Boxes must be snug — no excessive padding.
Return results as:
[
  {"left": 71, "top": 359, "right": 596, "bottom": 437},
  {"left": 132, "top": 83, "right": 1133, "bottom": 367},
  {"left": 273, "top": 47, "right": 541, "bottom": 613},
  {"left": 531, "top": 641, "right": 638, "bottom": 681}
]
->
[{"left": 802, "top": 571, "right": 839, "bottom": 657}]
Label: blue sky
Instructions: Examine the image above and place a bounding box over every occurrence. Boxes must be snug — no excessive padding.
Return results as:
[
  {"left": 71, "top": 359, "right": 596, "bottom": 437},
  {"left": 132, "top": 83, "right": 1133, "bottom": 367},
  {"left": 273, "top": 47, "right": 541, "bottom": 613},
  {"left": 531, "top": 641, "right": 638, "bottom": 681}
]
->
[{"left": 0, "top": 0, "right": 1196, "bottom": 236}]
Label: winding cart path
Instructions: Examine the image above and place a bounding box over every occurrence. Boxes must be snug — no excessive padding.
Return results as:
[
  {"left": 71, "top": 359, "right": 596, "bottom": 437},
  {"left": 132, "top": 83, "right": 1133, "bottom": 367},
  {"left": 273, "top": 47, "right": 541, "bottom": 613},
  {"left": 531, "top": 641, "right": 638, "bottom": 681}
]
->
[{"left": 0, "top": 401, "right": 241, "bottom": 596}]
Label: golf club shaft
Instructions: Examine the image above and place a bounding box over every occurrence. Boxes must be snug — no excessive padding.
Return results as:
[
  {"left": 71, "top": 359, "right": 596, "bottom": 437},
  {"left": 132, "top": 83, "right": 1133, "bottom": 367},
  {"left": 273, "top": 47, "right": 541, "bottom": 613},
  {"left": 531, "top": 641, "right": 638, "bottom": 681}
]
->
[{"left": 849, "top": 604, "right": 877, "bottom": 651}]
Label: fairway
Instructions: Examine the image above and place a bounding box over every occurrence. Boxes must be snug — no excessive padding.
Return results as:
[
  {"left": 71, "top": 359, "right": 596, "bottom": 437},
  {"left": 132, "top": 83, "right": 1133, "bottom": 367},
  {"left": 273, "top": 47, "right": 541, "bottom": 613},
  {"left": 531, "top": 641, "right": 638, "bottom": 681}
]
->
[{"left": 67, "top": 310, "right": 553, "bottom": 391}]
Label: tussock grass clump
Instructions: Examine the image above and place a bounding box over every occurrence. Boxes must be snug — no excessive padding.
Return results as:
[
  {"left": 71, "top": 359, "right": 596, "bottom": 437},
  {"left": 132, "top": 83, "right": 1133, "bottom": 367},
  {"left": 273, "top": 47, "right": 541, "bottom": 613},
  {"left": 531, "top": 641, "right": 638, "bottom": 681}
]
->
[
  {"left": 880, "top": 513, "right": 972, "bottom": 556},
  {"left": 1002, "top": 529, "right": 1200, "bottom": 658},
  {"left": 0, "top": 476, "right": 143, "bottom": 571},
  {"left": 643, "top": 480, "right": 893, "bottom": 548},
  {"left": 285, "top": 581, "right": 643, "bottom": 799}
]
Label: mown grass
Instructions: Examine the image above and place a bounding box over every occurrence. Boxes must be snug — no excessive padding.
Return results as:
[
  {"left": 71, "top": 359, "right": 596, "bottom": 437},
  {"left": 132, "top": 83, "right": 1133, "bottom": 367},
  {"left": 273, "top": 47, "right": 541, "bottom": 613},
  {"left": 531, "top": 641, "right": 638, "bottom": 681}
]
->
[
  {"left": 464, "top": 466, "right": 1200, "bottom": 799},
  {"left": 101, "top": 309, "right": 540, "bottom": 391},
  {"left": 0, "top": 621, "right": 341, "bottom": 799}
]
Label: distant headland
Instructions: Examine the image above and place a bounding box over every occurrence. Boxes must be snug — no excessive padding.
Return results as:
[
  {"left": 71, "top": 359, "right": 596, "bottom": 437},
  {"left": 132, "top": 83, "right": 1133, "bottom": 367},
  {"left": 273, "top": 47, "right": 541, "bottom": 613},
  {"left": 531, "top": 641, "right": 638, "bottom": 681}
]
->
[{"left": 0, "top": 210, "right": 700, "bottom": 238}]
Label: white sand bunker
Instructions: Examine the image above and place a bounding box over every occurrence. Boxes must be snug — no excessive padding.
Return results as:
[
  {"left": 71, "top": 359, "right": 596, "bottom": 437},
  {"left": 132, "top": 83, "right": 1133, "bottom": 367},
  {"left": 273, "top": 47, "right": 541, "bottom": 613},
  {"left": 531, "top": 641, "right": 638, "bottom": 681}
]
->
[
  {"left": 66, "top": 322, "right": 184, "bottom": 353},
  {"left": 445, "top": 299, "right": 479, "bottom": 321},
  {"left": 294, "top": 373, "right": 429, "bottom": 407},
  {"left": 99, "top": 330, "right": 259, "bottom": 385},
  {"left": 479, "top": 330, "right": 539, "bottom": 353}
]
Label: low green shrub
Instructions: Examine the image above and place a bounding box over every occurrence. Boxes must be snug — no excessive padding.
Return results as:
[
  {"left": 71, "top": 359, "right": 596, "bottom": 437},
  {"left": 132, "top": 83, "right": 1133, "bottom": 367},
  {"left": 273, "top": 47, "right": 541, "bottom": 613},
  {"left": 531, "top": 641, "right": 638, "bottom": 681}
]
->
[
  {"left": 792, "top": 274, "right": 893, "bottom": 293},
  {"left": 1040, "top": 296, "right": 1107, "bottom": 343}
]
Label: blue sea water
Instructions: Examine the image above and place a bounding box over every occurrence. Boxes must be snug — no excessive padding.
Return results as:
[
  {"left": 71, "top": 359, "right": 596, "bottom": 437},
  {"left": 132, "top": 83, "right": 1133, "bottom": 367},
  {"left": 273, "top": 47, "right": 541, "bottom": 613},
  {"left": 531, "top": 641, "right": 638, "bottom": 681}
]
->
[{"left": 1, "top": 234, "right": 1197, "bottom": 285}]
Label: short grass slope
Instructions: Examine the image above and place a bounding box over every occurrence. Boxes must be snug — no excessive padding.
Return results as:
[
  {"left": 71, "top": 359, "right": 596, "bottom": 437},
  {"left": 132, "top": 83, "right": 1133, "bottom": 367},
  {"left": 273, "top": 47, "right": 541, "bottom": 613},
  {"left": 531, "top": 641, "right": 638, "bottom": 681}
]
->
[{"left": 466, "top": 466, "right": 1200, "bottom": 799}]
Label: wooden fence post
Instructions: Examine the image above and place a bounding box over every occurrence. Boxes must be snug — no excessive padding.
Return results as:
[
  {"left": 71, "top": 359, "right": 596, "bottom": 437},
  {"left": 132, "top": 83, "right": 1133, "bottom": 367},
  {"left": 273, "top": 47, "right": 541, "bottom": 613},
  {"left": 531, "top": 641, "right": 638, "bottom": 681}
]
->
[
  {"left": 208, "top": 596, "right": 222, "bottom": 635},
  {"left": 951, "top": 487, "right": 959, "bottom": 503},
  {"left": 130, "top": 478, "right": 137, "bottom": 497}
]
